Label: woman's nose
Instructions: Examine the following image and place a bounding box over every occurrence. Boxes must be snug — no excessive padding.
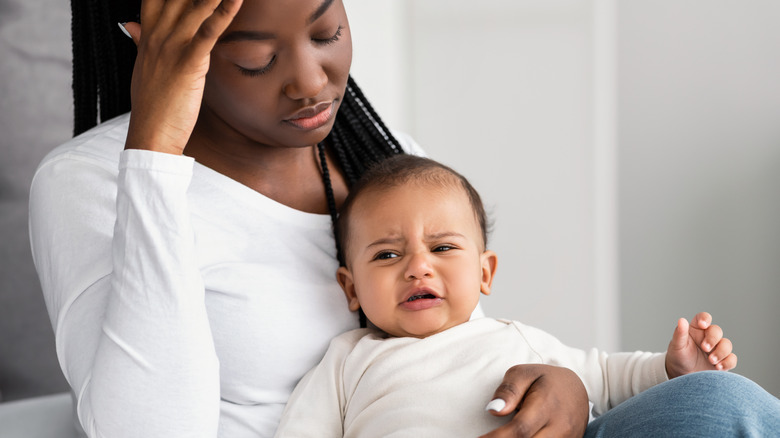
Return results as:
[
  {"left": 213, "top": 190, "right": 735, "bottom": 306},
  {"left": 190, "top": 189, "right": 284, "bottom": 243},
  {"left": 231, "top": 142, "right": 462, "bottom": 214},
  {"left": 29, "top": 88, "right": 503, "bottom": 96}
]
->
[
  {"left": 283, "top": 49, "right": 328, "bottom": 100},
  {"left": 405, "top": 253, "right": 434, "bottom": 280}
]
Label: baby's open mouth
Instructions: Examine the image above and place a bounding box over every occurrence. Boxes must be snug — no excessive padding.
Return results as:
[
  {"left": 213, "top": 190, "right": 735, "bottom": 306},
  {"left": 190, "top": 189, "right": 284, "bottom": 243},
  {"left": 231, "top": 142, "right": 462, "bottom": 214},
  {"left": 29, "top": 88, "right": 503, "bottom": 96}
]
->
[{"left": 406, "top": 293, "right": 437, "bottom": 302}]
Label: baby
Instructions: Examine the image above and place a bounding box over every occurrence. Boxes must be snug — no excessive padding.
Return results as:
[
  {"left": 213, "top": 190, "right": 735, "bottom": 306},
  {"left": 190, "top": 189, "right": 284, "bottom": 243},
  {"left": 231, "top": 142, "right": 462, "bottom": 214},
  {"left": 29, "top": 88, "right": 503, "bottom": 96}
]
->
[{"left": 274, "top": 154, "right": 736, "bottom": 437}]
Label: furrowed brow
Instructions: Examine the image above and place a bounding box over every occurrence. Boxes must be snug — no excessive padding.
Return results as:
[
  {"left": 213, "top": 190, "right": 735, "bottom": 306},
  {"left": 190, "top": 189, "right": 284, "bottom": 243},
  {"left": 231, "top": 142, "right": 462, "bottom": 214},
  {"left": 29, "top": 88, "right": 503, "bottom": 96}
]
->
[
  {"left": 366, "top": 237, "right": 403, "bottom": 249},
  {"left": 426, "top": 232, "right": 466, "bottom": 241}
]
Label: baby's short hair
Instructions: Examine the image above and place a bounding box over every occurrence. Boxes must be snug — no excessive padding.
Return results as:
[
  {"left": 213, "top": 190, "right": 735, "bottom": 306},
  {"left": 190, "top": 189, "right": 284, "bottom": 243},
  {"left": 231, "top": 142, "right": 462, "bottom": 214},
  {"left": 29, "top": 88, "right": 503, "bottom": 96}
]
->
[{"left": 335, "top": 154, "right": 489, "bottom": 266}]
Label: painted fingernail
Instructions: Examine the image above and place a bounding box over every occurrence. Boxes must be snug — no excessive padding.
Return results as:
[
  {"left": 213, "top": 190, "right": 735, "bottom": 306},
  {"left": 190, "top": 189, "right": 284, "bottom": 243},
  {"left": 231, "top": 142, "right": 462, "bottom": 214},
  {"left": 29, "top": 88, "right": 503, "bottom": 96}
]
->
[
  {"left": 117, "top": 22, "right": 131, "bottom": 39},
  {"left": 485, "top": 398, "right": 506, "bottom": 412}
]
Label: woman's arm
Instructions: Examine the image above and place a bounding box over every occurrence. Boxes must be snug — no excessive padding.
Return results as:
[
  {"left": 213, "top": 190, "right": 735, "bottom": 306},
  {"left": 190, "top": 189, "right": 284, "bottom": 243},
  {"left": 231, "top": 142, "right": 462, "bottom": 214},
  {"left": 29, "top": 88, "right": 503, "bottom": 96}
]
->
[
  {"left": 30, "top": 2, "right": 247, "bottom": 433},
  {"left": 30, "top": 147, "right": 220, "bottom": 437}
]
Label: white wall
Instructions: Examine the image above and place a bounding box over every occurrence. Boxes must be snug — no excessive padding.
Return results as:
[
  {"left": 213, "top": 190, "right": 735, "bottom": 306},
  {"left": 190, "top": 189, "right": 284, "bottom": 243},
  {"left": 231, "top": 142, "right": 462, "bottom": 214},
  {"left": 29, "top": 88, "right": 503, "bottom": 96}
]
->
[
  {"left": 350, "top": 0, "right": 780, "bottom": 397},
  {"left": 349, "top": 0, "right": 618, "bottom": 352},
  {"left": 618, "top": 0, "right": 780, "bottom": 397},
  {"left": 346, "top": 1, "right": 412, "bottom": 133}
]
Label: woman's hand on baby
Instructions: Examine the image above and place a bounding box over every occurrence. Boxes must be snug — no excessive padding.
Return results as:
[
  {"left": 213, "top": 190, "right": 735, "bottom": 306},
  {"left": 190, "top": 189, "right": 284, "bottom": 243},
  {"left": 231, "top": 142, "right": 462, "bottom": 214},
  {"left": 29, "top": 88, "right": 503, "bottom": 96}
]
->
[
  {"left": 123, "top": 0, "right": 243, "bottom": 155},
  {"left": 665, "top": 312, "right": 737, "bottom": 378},
  {"left": 480, "top": 364, "right": 588, "bottom": 438}
]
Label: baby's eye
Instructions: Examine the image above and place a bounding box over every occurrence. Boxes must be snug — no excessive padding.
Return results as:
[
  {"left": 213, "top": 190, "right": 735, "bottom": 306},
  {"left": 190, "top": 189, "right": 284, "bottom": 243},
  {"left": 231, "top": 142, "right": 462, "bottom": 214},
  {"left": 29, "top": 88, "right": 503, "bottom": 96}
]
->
[
  {"left": 433, "top": 245, "right": 456, "bottom": 253},
  {"left": 373, "top": 251, "right": 399, "bottom": 261}
]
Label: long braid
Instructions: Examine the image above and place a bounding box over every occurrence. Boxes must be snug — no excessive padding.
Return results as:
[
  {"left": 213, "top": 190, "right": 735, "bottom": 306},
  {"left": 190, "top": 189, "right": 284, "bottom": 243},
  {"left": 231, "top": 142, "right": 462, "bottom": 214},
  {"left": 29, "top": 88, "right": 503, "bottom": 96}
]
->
[
  {"left": 71, "top": 0, "right": 97, "bottom": 136},
  {"left": 71, "top": 0, "right": 137, "bottom": 136},
  {"left": 320, "top": 76, "right": 405, "bottom": 328},
  {"left": 89, "top": 2, "right": 109, "bottom": 123},
  {"left": 346, "top": 76, "right": 403, "bottom": 151},
  {"left": 317, "top": 143, "right": 339, "bottom": 230},
  {"left": 342, "top": 108, "right": 384, "bottom": 164},
  {"left": 328, "top": 124, "right": 359, "bottom": 186}
]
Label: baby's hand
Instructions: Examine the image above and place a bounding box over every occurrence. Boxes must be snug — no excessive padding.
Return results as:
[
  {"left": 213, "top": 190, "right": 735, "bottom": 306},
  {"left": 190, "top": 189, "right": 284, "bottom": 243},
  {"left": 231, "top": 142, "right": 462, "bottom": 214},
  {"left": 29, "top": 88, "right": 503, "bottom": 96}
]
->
[{"left": 665, "top": 312, "right": 737, "bottom": 378}]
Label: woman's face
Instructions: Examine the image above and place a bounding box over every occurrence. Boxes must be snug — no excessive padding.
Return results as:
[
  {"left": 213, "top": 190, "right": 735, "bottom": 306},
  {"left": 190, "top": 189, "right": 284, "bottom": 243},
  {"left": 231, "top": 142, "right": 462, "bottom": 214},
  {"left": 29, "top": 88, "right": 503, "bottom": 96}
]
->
[{"left": 201, "top": 0, "right": 352, "bottom": 149}]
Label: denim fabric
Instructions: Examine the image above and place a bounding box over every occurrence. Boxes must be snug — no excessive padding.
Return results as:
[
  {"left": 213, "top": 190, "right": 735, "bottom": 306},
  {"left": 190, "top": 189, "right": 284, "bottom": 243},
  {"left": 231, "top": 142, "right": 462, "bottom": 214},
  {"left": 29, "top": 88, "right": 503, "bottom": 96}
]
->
[{"left": 585, "top": 371, "right": 780, "bottom": 437}]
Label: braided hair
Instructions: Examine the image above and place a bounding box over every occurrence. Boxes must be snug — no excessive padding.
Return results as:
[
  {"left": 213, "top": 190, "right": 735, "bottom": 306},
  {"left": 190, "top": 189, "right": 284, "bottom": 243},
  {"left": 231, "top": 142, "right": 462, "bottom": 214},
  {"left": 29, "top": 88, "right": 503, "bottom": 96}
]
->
[
  {"left": 71, "top": 0, "right": 138, "bottom": 135},
  {"left": 71, "top": 0, "right": 404, "bottom": 326}
]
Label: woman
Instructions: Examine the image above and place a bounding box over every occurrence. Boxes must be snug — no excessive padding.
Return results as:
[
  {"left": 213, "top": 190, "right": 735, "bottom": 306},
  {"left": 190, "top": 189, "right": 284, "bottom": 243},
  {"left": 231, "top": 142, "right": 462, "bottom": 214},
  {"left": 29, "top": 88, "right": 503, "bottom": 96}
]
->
[
  {"left": 32, "top": 0, "right": 586, "bottom": 436},
  {"left": 31, "top": 0, "right": 778, "bottom": 437}
]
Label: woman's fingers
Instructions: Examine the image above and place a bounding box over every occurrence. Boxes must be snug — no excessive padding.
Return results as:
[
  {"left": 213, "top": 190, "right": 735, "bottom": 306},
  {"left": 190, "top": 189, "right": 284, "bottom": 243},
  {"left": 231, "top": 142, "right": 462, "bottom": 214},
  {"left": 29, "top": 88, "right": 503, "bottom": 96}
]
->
[
  {"left": 501, "top": 389, "right": 552, "bottom": 437},
  {"left": 153, "top": 0, "right": 193, "bottom": 39},
  {"left": 122, "top": 22, "right": 141, "bottom": 45},
  {"left": 141, "top": 0, "right": 237, "bottom": 48},
  {"left": 139, "top": 0, "right": 164, "bottom": 32},
  {"left": 485, "top": 366, "right": 541, "bottom": 417},
  {"left": 479, "top": 415, "right": 542, "bottom": 438},
  {"left": 186, "top": 0, "right": 244, "bottom": 57},
  {"left": 481, "top": 365, "right": 588, "bottom": 438}
]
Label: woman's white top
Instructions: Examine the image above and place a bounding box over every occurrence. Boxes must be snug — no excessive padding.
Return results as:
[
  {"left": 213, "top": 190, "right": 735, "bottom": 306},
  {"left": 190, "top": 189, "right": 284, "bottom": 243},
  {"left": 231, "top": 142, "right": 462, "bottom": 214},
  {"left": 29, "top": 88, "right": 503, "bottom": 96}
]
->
[{"left": 29, "top": 113, "right": 425, "bottom": 437}]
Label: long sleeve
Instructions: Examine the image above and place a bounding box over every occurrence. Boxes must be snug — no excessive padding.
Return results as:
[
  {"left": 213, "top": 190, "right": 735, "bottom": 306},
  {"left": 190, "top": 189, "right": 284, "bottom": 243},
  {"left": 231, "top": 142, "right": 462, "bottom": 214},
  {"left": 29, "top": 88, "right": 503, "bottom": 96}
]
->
[
  {"left": 509, "top": 321, "right": 668, "bottom": 417},
  {"left": 29, "top": 147, "right": 220, "bottom": 437}
]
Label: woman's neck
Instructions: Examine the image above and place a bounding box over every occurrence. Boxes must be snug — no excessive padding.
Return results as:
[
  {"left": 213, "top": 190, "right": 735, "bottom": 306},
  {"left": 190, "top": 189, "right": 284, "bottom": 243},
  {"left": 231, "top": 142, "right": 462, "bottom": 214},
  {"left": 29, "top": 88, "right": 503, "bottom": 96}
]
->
[{"left": 185, "top": 124, "right": 347, "bottom": 215}]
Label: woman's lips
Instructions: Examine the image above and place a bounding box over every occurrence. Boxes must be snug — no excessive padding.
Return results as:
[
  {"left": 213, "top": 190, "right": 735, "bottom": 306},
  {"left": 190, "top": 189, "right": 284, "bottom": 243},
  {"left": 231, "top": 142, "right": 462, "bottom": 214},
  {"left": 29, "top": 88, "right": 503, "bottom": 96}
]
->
[{"left": 285, "top": 101, "right": 334, "bottom": 130}]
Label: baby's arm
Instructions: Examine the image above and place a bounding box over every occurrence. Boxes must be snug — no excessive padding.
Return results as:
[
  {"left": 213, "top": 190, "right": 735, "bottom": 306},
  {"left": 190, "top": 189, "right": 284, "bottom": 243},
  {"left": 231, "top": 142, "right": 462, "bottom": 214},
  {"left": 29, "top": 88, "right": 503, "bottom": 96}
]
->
[
  {"left": 665, "top": 312, "right": 737, "bottom": 378},
  {"left": 507, "top": 321, "right": 667, "bottom": 416}
]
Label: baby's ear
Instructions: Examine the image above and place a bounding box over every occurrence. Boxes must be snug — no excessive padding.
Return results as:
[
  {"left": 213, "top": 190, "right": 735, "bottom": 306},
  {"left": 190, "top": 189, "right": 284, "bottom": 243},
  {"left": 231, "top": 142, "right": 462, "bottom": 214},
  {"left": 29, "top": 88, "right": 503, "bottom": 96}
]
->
[
  {"left": 480, "top": 250, "right": 498, "bottom": 296},
  {"left": 337, "top": 266, "right": 362, "bottom": 311}
]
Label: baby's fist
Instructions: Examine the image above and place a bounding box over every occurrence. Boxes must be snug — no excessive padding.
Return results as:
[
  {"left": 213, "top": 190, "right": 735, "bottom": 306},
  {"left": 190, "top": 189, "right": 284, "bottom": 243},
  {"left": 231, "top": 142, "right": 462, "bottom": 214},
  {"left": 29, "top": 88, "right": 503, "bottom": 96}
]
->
[{"left": 666, "top": 312, "right": 737, "bottom": 378}]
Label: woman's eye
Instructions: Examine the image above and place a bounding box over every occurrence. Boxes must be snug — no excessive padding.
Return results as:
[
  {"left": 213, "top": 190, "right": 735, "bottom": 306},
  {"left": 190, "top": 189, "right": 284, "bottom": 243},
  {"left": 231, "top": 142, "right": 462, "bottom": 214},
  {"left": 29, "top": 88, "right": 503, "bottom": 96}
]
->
[
  {"left": 374, "top": 251, "right": 398, "bottom": 261},
  {"left": 236, "top": 55, "right": 276, "bottom": 77},
  {"left": 314, "top": 26, "right": 343, "bottom": 45}
]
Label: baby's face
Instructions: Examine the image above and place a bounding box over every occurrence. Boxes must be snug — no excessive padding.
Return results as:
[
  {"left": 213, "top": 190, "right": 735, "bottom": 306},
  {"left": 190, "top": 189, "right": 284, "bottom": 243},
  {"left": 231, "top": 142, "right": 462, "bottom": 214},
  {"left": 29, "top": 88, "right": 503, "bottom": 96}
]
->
[{"left": 338, "top": 181, "right": 496, "bottom": 338}]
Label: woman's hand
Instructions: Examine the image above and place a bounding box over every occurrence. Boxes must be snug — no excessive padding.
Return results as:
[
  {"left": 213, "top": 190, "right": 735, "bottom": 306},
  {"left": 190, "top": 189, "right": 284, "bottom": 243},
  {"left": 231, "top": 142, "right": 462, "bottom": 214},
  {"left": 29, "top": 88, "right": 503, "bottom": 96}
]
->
[
  {"left": 480, "top": 364, "right": 589, "bottom": 438},
  {"left": 123, "top": 0, "right": 243, "bottom": 155}
]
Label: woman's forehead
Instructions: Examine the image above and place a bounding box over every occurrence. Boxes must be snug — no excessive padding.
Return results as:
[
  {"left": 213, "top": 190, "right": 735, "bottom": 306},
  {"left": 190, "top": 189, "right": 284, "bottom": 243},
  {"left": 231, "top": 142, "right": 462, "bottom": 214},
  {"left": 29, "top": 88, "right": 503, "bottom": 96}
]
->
[{"left": 232, "top": 0, "right": 342, "bottom": 25}]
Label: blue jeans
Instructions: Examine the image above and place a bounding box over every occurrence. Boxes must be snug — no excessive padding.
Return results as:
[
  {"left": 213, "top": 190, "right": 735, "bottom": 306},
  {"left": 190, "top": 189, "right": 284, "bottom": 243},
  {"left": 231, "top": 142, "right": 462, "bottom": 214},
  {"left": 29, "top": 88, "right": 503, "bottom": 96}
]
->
[{"left": 585, "top": 371, "right": 780, "bottom": 437}]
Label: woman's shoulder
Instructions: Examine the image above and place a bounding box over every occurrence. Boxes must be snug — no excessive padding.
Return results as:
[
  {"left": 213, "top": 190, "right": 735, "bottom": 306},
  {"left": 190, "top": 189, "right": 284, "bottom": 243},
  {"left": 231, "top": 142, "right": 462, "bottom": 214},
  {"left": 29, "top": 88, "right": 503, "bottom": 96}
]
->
[
  {"left": 37, "top": 113, "right": 130, "bottom": 175},
  {"left": 30, "top": 114, "right": 131, "bottom": 221}
]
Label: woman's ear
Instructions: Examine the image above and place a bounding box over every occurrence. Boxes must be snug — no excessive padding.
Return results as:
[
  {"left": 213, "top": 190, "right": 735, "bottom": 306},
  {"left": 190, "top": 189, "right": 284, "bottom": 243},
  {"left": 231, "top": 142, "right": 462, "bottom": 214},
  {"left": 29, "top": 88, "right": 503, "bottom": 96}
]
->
[
  {"left": 337, "top": 266, "right": 361, "bottom": 311},
  {"left": 480, "top": 250, "right": 498, "bottom": 296}
]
